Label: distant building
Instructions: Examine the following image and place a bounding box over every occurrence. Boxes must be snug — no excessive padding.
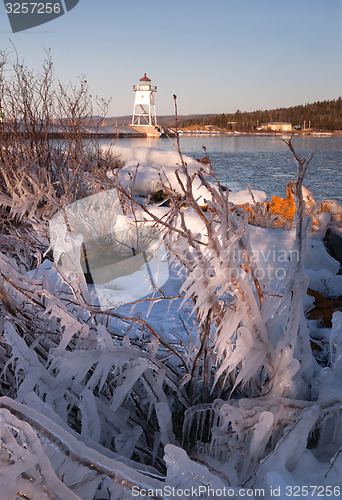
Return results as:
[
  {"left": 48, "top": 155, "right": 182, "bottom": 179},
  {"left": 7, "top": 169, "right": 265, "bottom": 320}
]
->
[{"left": 261, "top": 122, "right": 292, "bottom": 132}]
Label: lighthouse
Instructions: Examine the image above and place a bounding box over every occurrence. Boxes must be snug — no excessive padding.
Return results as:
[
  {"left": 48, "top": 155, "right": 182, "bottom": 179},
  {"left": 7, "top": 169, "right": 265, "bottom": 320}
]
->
[{"left": 130, "top": 74, "right": 162, "bottom": 137}]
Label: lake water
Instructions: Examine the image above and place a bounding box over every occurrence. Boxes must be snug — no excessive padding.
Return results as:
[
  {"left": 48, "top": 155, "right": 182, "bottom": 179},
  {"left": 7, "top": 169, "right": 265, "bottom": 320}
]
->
[{"left": 100, "top": 135, "right": 342, "bottom": 202}]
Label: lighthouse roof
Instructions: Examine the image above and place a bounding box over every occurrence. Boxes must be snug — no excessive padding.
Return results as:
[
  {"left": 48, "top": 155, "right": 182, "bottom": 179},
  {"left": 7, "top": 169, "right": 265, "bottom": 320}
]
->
[{"left": 140, "top": 73, "right": 151, "bottom": 82}]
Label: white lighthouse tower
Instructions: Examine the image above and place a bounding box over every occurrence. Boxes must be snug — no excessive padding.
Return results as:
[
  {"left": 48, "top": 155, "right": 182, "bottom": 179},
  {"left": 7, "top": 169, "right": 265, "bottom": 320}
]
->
[{"left": 130, "top": 74, "right": 162, "bottom": 137}]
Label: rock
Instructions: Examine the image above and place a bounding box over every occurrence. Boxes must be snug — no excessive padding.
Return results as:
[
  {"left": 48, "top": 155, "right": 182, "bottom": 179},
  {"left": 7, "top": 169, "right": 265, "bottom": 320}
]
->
[
  {"left": 240, "top": 182, "right": 319, "bottom": 230},
  {"left": 268, "top": 195, "right": 296, "bottom": 227},
  {"left": 315, "top": 211, "right": 331, "bottom": 232},
  {"left": 321, "top": 200, "right": 342, "bottom": 224},
  {"left": 307, "top": 288, "right": 342, "bottom": 328},
  {"left": 324, "top": 225, "right": 342, "bottom": 265},
  {"left": 268, "top": 182, "right": 319, "bottom": 229},
  {"left": 286, "top": 182, "right": 318, "bottom": 214}
]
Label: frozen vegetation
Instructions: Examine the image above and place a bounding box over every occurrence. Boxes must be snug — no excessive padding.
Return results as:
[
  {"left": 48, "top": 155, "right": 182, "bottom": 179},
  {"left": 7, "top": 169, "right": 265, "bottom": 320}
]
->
[
  {"left": 0, "top": 137, "right": 342, "bottom": 499},
  {"left": 0, "top": 56, "right": 342, "bottom": 499}
]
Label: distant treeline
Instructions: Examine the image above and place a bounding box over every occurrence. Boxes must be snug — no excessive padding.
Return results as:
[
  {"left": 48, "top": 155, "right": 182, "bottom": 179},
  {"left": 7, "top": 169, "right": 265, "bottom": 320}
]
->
[{"left": 178, "top": 98, "right": 342, "bottom": 131}]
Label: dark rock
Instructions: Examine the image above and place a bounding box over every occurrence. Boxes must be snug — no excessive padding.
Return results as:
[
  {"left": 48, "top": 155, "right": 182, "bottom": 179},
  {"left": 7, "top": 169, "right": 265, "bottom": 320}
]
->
[{"left": 324, "top": 226, "right": 342, "bottom": 265}]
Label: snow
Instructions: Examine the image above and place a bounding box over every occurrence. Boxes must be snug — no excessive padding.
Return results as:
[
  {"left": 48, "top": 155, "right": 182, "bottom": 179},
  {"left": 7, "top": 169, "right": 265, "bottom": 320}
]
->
[
  {"left": 105, "top": 144, "right": 267, "bottom": 204},
  {"left": 248, "top": 225, "right": 342, "bottom": 295},
  {"left": 103, "top": 145, "right": 192, "bottom": 170},
  {"left": 260, "top": 449, "right": 342, "bottom": 499},
  {"left": 164, "top": 444, "right": 243, "bottom": 499},
  {"left": 229, "top": 188, "right": 267, "bottom": 204},
  {"left": 94, "top": 236, "right": 169, "bottom": 308}
]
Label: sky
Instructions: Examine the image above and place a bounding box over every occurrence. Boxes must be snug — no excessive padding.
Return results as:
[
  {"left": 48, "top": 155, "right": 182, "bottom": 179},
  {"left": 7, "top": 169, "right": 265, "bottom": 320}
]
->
[{"left": 0, "top": 0, "right": 342, "bottom": 117}]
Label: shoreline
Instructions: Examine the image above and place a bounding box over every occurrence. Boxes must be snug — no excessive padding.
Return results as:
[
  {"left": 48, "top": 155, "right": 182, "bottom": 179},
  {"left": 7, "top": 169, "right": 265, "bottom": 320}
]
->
[{"left": 177, "top": 130, "right": 340, "bottom": 138}]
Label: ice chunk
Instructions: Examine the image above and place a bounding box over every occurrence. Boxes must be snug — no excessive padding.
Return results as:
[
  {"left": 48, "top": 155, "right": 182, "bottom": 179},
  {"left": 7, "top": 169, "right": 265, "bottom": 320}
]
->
[
  {"left": 229, "top": 189, "right": 267, "bottom": 204},
  {"left": 305, "top": 269, "right": 342, "bottom": 297}
]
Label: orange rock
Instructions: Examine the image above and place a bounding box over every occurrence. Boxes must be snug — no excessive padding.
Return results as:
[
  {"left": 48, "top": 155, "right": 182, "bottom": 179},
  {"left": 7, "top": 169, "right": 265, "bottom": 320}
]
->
[
  {"left": 237, "top": 182, "right": 322, "bottom": 230},
  {"left": 238, "top": 202, "right": 254, "bottom": 214},
  {"left": 269, "top": 196, "right": 296, "bottom": 226}
]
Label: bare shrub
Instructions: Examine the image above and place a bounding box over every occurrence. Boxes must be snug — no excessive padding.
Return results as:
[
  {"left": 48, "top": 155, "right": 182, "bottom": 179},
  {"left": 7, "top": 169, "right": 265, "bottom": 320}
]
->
[{"left": 0, "top": 49, "right": 119, "bottom": 265}]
